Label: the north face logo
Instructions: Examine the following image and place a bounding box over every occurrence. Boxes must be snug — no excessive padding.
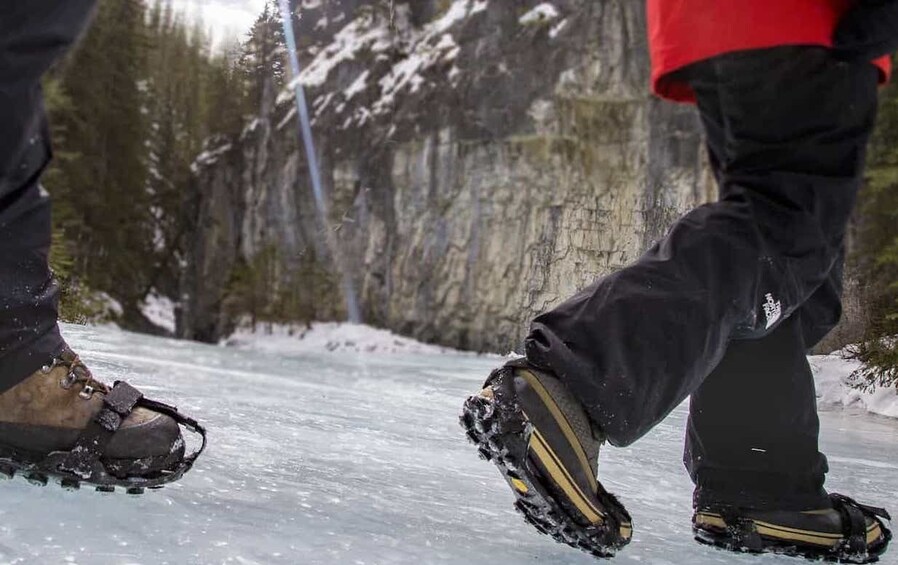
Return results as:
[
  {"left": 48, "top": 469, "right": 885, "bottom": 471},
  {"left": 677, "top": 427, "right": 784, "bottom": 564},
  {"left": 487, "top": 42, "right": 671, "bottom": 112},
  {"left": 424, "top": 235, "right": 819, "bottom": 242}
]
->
[{"left": 763, "top": 293, "right": 782, "bottom": 330}]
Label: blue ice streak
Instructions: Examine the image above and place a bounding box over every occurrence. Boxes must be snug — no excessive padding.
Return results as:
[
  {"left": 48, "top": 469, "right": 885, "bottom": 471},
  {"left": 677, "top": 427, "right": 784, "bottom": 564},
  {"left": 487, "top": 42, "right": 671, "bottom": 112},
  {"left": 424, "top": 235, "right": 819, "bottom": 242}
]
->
[{"left": 278, "top": 0, "right": 362, "bottom": 324}]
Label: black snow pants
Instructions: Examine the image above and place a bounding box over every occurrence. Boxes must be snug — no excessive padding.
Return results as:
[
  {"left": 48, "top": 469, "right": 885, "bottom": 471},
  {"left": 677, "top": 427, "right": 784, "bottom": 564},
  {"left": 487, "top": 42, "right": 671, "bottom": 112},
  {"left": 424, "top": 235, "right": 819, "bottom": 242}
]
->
[
  {"left": 0, "top": 0, "right": 97, "bottom": 392},
  {"left": 525, "top": 46, "right": 880, "bottom": 511}
]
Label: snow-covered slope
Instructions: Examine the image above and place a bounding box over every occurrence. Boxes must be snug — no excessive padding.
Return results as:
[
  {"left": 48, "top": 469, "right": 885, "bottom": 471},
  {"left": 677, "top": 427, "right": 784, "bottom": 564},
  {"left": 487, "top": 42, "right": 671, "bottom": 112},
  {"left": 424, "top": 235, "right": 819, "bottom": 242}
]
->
[
  {"left": 224, "top": 322, "right": 898, "bottom": 420},
  {"left": 139, "top": 290, "right": 177, "bottom": 334},
  {"left": 223, "top": 321, "right": 464, "bottom": 355},
  {"left": 11, "top": 324, "right": 890, "bottom": 564},
  {"left": 812, "top": 352, "right": 898, "bottom": 420}
]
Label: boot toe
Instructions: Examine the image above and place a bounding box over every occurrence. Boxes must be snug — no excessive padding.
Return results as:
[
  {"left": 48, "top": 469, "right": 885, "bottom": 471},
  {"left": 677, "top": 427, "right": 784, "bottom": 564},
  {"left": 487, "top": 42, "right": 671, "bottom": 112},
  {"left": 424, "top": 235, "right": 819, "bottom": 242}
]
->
[{"left": 105, "top": 407, "right": 183, "bottom": 459}]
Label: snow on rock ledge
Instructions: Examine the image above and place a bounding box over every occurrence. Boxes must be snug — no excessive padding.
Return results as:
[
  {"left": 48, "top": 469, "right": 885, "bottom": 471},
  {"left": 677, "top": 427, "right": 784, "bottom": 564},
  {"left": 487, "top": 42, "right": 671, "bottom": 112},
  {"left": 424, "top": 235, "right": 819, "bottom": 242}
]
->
[
  {"left": 519, "top": 3, "right": 560, "bottom": 26},
  {"left": 812, "top": 352, "right": 898, "bottom": 419},
  {"left": 223, "top": 322, "right": 467, "bottom": 355},
  {"left": 278, "top": 0, "right": 486, "bottom": 125}
]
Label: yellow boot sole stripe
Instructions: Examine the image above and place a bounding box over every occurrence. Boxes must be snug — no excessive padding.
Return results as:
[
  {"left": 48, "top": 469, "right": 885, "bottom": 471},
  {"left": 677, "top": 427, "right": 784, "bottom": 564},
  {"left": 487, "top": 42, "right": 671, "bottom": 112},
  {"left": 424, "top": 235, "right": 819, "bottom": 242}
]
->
[
  {"left": 529, "top": 429, "right": 606, "bottom": 525},
  {"left": 518, "top": 370, "right": 599, "bottom": 493},
  {"left": 696, "top": 512, "right": 883, "bottom": 548},
  {"left": 510, "top": 478, "right": 529, "bottom": 493}
]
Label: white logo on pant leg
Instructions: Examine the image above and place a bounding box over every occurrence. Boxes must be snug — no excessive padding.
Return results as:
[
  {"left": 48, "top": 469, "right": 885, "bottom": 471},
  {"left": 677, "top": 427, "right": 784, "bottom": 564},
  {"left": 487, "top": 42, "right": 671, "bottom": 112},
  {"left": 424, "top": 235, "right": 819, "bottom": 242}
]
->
[{"left": 763, "top": 293, "right": 782, "bottom": 330}]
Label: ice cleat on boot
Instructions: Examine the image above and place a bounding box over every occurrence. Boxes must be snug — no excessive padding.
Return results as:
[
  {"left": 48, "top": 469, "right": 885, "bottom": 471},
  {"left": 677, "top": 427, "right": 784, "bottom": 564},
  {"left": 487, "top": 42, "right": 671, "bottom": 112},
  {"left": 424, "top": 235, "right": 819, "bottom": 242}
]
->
[
  {"left": 460, "top": 358, "right": 632, "bottom": 558},
  {"left": 0, "top": 347, "right": 206, "bottom": 493},
  {"left": 693, "top": 493, "right": 892, "bottom": 563}
]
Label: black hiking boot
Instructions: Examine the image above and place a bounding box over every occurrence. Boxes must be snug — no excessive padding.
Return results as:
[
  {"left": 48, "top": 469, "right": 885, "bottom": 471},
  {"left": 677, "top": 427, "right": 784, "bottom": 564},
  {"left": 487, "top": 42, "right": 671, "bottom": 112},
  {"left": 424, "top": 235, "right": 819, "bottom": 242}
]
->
[
  {"left": 0, "top": 347, "right": 206, "bottom": 493},
  {"left": 694, "top": 494, "right": 892, "bottom": 563},
  {"left": 460, "top": 358, "right": 632, "bottom": 558}
]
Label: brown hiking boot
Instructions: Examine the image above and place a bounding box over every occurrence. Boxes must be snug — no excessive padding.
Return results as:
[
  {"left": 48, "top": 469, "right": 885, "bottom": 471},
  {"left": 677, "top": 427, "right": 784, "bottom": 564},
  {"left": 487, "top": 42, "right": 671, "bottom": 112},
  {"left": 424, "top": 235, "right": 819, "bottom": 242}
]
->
[{"left": 0, "top": 347, "right": 206, "bottom": 493}]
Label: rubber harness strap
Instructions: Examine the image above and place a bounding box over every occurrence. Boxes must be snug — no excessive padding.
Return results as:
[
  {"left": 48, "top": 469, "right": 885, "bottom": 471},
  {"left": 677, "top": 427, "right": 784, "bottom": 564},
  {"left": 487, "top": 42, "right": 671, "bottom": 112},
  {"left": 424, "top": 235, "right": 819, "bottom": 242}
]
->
[
  {"left": 830, "top": 493, "right": 891, "bottom": 558},
  {"left": 844, "top": 496, "right": 891, "bottom": 523},
  {"left": 137, "top": 397, "right": 208, "bottom": 470},
  {"left": 720, "top": 508, "right": 764, "bottom": 552},
  {"left": 58, "top": 381, "right": 143, "bottom": 477}
]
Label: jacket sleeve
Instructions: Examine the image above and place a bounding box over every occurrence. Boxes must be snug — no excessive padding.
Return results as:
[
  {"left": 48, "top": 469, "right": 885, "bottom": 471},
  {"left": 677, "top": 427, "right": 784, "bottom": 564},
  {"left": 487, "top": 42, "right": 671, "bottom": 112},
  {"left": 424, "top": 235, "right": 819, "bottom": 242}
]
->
[{"left": 834, "top": 0, "right": 898, "bottom": 62}]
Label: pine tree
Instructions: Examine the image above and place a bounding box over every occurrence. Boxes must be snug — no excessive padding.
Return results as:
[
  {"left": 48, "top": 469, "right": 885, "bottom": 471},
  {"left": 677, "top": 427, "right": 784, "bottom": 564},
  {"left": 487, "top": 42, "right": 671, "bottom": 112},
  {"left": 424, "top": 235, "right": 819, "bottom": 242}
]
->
[
  {"left": 47, "top": 0, "right": 152, "bottom": 307},
  {"left": 848, "top": 61, "right": 898, "bottom": 391},
  {"left": 143, "top": 4, "right": 247, "bottom": 301},
  {"left": 206, "top": 41, "right": 246, "bottom": 138},
  {"left": 240, "top": 1, "right": 288, "bottom": 114},
  {"left": 42, "top": 77, "right": 88, "bottom": 321},
  {"left": 44, "top": 0, "right": 249, "bottom": 328}
]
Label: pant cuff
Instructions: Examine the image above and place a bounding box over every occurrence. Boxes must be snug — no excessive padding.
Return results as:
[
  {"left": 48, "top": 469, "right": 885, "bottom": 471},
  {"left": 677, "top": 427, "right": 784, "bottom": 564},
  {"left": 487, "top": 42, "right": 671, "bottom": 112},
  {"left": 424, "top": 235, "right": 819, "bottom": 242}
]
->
[
  {"left": 0, "top": 324, "right": 66, "bottom": 393},
  {"left": 693, "top": 470, "right": 831, "bottom": 511}
]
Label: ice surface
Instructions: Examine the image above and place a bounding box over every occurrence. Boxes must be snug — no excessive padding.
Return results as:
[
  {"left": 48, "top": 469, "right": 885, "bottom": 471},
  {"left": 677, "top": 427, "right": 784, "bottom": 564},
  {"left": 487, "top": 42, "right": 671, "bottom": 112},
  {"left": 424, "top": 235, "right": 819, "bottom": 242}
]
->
[{"left": 1, "top": 323, "right": 895, "bottom": 565}]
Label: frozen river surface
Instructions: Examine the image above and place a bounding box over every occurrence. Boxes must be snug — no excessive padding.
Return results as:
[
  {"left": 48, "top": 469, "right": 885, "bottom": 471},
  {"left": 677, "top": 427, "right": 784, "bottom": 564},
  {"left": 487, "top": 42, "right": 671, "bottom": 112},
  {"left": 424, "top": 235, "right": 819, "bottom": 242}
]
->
[{"left": 0, "top": 324, "right": 895, "bottom": 565}]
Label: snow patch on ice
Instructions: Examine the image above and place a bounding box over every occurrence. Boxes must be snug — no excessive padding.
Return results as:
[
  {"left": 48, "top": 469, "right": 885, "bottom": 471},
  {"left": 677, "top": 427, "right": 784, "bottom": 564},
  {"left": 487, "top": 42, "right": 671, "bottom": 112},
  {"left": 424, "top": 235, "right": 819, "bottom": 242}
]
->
[
  {"left": 520, "top": 3, "right": 559, "bottom": 26},
  {"left": 812, "top": 352, "right": 898, "bottom": 419},
  {"left": 140, "top": 290, "right": 177, "bottom": 334},
  {"left": 223, "top": 322, "right": 472, "bottom": 355}
]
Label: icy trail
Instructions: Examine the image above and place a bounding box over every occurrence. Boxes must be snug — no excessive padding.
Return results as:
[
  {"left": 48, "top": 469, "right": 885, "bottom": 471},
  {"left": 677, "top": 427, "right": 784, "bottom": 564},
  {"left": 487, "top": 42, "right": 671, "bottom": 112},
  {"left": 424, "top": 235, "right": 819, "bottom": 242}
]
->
[{"left": 0, "top": 324, "right": 895, "bottom": 565}]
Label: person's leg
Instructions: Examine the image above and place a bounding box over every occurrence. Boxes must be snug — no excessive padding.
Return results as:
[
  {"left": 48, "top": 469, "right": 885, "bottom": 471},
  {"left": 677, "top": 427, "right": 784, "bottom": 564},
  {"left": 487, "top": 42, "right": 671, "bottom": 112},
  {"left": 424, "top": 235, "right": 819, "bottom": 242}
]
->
[
  {"left": 652, "top": 47, "right": 889, "bottom": 559},
  {"left": 799, "top": 250, "right": 847, "bottom": 350},
  {"left": 524, "top": 47, "right": 879, "bottom": 448},
  {"left": 682, "top": 73, "right": 846, "bottom": 510},
  {"left": 693, "top": 78, "right": 849, "bottom": 355},
  {"left": 686, "top": 313, "right": 830, "bottom": 510},
  {"left": 0, "top": 1, "right": 207, "bottom": 491},
  {"left": 0, "top": 0, "right": 97, "bottom": 391},
  {"left": 464, "top": 45, "right": 888, "bottom": 558}
]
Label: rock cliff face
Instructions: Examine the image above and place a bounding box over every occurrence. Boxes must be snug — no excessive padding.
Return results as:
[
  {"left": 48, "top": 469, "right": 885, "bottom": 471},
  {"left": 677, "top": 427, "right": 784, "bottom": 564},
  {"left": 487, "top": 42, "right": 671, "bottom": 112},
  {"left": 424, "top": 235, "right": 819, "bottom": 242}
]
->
[{"left": 181, "top": 0, "right": 715, "bottom": 351}]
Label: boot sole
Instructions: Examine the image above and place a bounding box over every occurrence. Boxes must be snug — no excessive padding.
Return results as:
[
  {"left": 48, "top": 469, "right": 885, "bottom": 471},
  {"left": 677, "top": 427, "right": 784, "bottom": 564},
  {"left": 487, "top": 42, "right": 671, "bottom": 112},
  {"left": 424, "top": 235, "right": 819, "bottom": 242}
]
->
[
  {"left": 694, "top": 523, "right": 890, "bottom": 564},
  {"left": 0, "top": 441, "right": 186, "bottom": 495},
  {"left": 460, "top": 372, "right": 630, "bottom": 558}
]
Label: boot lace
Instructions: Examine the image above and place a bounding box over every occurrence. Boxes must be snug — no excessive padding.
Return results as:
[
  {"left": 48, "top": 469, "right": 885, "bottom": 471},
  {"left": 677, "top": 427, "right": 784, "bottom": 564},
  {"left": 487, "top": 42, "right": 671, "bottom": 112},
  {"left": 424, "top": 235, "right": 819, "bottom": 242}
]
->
[{"left": 41, "top": 348, "right": 110, "bottom": 399}]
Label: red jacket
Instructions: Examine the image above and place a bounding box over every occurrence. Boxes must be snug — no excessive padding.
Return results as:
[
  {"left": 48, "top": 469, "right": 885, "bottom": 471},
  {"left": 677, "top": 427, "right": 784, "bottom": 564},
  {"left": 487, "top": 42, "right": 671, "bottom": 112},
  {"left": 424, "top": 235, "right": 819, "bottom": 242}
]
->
[{"left": 647, "top": 0, "right": 892, "bottom": 103}]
